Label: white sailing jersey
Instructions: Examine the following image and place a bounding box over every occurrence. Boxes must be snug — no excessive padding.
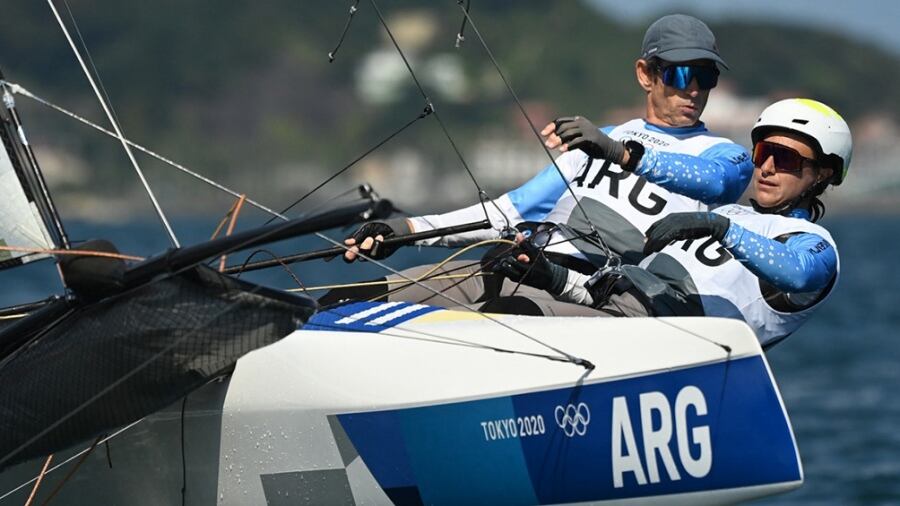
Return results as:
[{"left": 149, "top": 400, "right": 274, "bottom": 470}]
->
[
  {"left": 643, "top": 204, "right": 840, "bottom": 346},
  {"left": 541, "top": 119, "right": 738, "bottom": 264}
]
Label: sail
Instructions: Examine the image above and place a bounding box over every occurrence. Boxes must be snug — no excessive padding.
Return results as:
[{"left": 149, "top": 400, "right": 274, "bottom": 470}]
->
[{"left": 0, "top": 113, "right": 56, "bottom": 269}]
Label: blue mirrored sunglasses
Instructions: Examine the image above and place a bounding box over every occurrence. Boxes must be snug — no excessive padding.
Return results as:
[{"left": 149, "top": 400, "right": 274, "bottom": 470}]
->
[{"left": 659, "top": 63, "right": 720, "bottom": 90}]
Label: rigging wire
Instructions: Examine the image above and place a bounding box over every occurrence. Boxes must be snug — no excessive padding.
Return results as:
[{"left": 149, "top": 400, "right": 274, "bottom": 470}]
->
[
  {"left": 453, "top": 2, "right": 615, "bottom": 262},
  {"left": 47, "top": 0, "right": 180, "bottom": 247},
  {"left": 61, "top": 1, "right": 121, "bottom": 138},
  {"left": 454, "top": 0, "right": 472, "bottom": 48},
  {"left": 366, "top": 0, "right": 493, "bottom": 226},
  {"left": 262, "top": 104, "right": 432, "bottom": 225},
  {"left": 308, "top": 315, "right": 589, "bottom": 367},
  {"left": 4, "top": 82, "right": 288, "bottom": 221},
  {"left": 233, "top": 248, "right": 308, "bottom": 294},
  {"left": 180, "top": 395, "right": 188, "bottom": 506},
  {"left": 327, "top": 0, "right": 361, "bottom": 63},
  {"left": 0, "top": 419, "right": 144, "bottom": 501},
  {"left": 36, "top": 436, "right": 101, "bottom": 506}
]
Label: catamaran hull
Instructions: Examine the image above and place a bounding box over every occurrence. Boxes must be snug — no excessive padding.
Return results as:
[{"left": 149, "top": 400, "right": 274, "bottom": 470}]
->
[{"left": 0, "top": 304, "right": 802, "bottom": 505}]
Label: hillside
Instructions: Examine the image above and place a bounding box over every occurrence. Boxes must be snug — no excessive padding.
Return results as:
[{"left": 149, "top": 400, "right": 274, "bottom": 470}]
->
[{"left": 0, "top": 1, "right": 896, "bottom": 218}]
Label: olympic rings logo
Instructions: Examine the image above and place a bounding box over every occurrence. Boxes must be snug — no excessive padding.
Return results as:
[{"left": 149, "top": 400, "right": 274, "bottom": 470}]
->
[{"left": 554, "top": 402, "right": 591, "bottom": 437}]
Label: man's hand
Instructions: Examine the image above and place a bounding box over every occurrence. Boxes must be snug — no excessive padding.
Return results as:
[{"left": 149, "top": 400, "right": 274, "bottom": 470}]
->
[
  {"left": 542, "top": 116, "right": 627, "bottom": 165},
  {"left": 491, "top": 235, "right": 569, "bottom": 295},
  {"left": 643, "top": 212, "right": 731, "bottom": 255},
  {"left": 343, "top": 218, "right": 411, "bottom": 262}
]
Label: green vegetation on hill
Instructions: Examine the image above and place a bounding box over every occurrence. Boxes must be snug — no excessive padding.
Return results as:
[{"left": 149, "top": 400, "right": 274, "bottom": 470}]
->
[{"left": 0, "top": 1, "right": 895, "bottom": 208}]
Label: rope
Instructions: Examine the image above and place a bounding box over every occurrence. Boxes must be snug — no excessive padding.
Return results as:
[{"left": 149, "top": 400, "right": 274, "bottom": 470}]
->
[
  {"left": 23, "top": 455, "right": 52, "bottom": 506},
  {"left": 0, "top": 419, "right": 143, "bottom": 501},
  {"left": 292, "top": 272, "right": 490, "bottom": 292},
  {"left": 0, "top": 246, "right": 143, "bottom": 262},
  {"left": 209, "top": 197, "right": 242, "bottom": 240},
  {"left": 218, "top": 195, "right": 246, "bottom": 272},
  {"left": 362, "top": 238, "right": 514, "bottom": 302},
  {"left": 411, "top": 239, "right": 513, "bottom": 284},
  {"left": 37, "top": 437, "right": 101, "bottom": 506}
]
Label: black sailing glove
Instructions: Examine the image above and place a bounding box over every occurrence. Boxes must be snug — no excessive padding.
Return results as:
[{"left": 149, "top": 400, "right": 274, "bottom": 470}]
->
[
  {"left": 554, "top": 116, "right": 627, "bottom": 165},
  {"left": 491, "top": 240, "right": 569, "bottom": 295},
  {"left": 643, "top": 212, "right": 731, "bottom": 255},
  {"left": 344, "top": 217, "right": 410, "bottom": 262}
]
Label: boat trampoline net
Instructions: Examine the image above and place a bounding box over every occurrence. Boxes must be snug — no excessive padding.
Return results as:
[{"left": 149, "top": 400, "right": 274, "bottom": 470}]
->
[{"left": 0, "top": 265, "right": 316, "bottom": 468}]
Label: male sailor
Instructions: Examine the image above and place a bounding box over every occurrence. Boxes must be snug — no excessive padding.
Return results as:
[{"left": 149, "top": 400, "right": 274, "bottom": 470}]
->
[
  {"left": 490, "top": 99, "right": 848, "bottom": 347},
  {"left": 323, "top": 14, "right": 753, "bottom": 315}
]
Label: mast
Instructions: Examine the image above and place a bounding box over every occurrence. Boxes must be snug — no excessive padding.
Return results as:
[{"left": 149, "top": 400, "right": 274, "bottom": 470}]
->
[{"left": 0, "top": 69, "right": 70, "bottom": 250}]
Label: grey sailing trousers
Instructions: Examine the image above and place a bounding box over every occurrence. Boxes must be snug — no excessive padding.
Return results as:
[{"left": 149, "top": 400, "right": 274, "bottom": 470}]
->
[{"left": 379, "top": 261, "right": 651, "bottom": 317}]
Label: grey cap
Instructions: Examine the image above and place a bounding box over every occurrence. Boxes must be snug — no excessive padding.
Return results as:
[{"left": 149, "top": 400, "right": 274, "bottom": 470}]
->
[{"left": 640, "top": 14, "right": 728, "bottom": 69}]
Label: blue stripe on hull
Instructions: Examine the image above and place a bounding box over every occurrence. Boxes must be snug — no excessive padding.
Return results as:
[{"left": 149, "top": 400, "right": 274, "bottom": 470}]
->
[
  {"left": 338, "top": 355, "right": 799, "bottom": 504},
  {"left": 304, "top": 301, "right": 440, "bottom": 332}
]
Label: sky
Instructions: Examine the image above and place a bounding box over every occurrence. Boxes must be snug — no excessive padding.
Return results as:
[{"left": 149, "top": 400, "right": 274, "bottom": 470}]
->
[{"left": 587, "top": 0, "right": 900, "bottom": 56}]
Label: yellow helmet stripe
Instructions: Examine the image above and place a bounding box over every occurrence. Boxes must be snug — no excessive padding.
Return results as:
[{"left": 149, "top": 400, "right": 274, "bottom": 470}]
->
[{"left": 795, "top": 98, "right": 843, "bottom": 121}]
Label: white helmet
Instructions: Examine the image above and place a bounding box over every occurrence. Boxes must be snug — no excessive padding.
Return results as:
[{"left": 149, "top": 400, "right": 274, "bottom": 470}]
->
[{"left": 751, "top": 98, "right": 852, "bottom": 185}]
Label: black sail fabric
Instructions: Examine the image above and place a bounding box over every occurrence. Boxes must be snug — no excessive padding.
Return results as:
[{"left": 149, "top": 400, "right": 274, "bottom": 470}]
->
[{"left": 0, "top": 265, "right": 316, "bottom": 468}]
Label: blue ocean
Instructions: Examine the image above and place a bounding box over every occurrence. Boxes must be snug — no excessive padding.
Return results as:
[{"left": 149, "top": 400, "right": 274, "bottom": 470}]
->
[{"left": 1, "top": 214, "right": 897, "bottom": 505}]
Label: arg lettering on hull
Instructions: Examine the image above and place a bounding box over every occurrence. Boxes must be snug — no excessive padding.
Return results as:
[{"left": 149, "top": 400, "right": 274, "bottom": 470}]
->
[{"left": 338, "top": 356, "right": 800, "bottom": 505}]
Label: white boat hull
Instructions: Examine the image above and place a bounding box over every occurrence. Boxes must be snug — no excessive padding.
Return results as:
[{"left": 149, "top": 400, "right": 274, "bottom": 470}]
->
[{"left": 0, "top": 303, "right": 802, "bottom": 505}]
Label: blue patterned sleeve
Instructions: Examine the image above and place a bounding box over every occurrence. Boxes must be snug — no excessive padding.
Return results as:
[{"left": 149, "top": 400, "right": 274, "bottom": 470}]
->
[
  {"left": 634, "top": 142, "right": 753, "bottom": 205},
  {"left": 505, "top": 164, "right": 569, "bottom": 221},
  {"left": 720, "top": 222, "right": 837, "bottom": 292}
]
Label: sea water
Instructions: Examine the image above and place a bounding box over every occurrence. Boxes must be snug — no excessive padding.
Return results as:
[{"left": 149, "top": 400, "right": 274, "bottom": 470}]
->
[{"left": 1, "top": 215, "right": 898, "bottom": 505}]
